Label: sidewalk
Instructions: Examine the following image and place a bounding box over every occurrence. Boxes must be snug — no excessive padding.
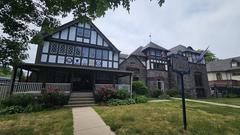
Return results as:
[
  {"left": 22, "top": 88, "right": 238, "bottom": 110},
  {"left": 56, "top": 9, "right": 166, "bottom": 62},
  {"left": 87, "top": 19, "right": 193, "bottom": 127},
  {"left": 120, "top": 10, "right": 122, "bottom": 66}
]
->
[
  {"left": 72, "top": 107, "right": 115, "bottom": 135},
  {"left": 173, "top": 98, "right": 240, "bottom": 109}
]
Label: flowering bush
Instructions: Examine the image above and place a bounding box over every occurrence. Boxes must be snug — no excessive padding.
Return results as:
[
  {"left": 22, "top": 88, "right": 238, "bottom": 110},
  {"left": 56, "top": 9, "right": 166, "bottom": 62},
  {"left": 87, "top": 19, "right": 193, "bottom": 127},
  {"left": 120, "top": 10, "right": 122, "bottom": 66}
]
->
[{"left": 94, "top": 85, "right": 116, "bottom": 102}]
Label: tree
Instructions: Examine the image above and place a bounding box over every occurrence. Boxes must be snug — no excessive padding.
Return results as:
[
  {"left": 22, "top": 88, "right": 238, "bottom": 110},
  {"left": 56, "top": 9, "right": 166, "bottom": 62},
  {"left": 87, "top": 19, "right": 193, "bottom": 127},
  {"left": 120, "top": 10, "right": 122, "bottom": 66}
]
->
[
  {"left": 0, "top": 0, "right": 165, "bottom": 67},
  {"left": 197, "top": 49, "right": 218, "bottom": 63}
]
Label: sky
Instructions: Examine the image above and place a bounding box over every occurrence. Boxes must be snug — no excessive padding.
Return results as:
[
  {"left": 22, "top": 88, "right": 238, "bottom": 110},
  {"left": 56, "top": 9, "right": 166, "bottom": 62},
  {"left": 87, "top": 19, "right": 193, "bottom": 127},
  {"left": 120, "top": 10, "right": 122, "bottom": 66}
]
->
[{"left": 26, "top": 0, "right": 240, "bottom": 63}]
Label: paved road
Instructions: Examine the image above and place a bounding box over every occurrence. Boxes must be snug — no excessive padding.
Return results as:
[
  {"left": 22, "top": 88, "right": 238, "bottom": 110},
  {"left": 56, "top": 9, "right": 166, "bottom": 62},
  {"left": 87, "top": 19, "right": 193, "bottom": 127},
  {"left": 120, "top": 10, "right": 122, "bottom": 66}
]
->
[
  {"left": 173, "top": 98, "right": 240, "bottom": 109},
  {"left": 72, "top": 107, "right": 115, "bottom": 135}
]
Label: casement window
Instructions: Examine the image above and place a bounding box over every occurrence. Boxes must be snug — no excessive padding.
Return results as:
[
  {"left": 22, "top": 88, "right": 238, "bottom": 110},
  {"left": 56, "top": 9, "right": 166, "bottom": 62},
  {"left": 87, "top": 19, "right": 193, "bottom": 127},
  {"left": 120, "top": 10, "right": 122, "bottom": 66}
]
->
[
  {"left": 50, "top": 42, "right": 58, "bottom": 54},
  {"left": 67, "top": 45, "right": 74, "bottom": 56},
  {"left": 102, "top": 50, "right": 108, "bottom": 60},
  {"left": 89, "top": 48, "right": 95, "bottom": 58},
  {"left": 233, "top": 72, "right": 240, "bottom": 76},
  {"left": 150, "top": 50, "right": 155, "bottom": 55},
  {"left": 96, "top": 60, "right": 102, "bottom": 67},
  {"left": 74, "top": 46, "right": 82, "bottom": 56},
  {"left": 102, "top": 61, "right": 108, "bottom": 68},
  {"left": 74, "top": 58, "right": 81, "bottom": 65},
  {"left": 76, "top": 27, "right": 84, "bottom": 37},
  {"left": 109, "top": 51, "right": 113, "bottom": 60},
  {"left": 42, "top": 42, "right": 49, "bottom": 53},
  {"left": 65, "top": 57, "right": 73, "bottom": 64},
  {"left": 157, "top": 79, "right": 164, "bottom": 91},
  {"left": 58, "top": 44, "right": 66, "bottom": 55},
  {"left": 108, "top": 61, "right": 112, "bottom": 68},
  {"left": 48, "top": 55, "right": 57, "bottom": 63},
  {"left": 113, "top": 53, "right": 118, "bottom": 61},
  {"left": 41, "top": 54, "right": 48, "bottom": 62},
  {"left": 57, "top": 56, "right": 65, "bottom": 64},
  {"left": 97, "top": 35, "right": 103, "bottom": 45},
  {"left": 91, "top": 31, "right": 97, "bottom": 44},
  {"left": 96, "top": 49, "right": 102, "bottom": 59},
  {"left": 82, "top": 47, "right": 89, "bottom": 57},
  {"left": 113, "top": 62, "right": 118, "bottom": 68},
  {"left": 84, "top": 29, "right": 91, "bottom": 38},
  {"left": 81, "top": 58, "right": 88, "bottom": 66},
  {"left": 89, "top": 59, "right": 95, "bottom": 66}
]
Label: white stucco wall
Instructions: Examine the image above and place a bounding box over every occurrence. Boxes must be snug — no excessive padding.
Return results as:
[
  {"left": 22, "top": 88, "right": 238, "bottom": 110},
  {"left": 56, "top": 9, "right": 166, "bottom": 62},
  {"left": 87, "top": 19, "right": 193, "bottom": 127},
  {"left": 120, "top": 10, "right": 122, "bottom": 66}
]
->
[{"left": 208, "top": 72, "right": 240, "bottom": 81}]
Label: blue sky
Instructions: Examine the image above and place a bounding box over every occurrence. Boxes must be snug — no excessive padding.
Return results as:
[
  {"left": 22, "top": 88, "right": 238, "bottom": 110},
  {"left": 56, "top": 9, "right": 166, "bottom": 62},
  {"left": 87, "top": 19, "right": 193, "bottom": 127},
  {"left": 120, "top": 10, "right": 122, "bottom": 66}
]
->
[{"left": 26, "top": 0, "right": 240, "bottom": 63}]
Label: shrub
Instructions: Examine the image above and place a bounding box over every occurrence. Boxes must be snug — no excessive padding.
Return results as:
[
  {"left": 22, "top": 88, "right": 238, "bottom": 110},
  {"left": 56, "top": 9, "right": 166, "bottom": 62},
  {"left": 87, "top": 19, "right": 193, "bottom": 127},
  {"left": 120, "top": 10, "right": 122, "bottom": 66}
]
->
[
  {"left": 134, "top": 96, "right": 148, "bottom": 103},
  {"left": 24, "top": 104, "right": 44, "bottom": 113},
  {"left": 41, "top": 92, "right": 69, "bottom": 108},
  {"left": 158, "top": 94, "right": 171, "bottom": 99},
  {"left": 116, "top": 89, "right": 130, "bottom": 99},
  {"left": 149, "top": 89, "right": 163, "bottom": 98},
  {"left": 132, "top": 81, "right": 148, "bottom": 95},
  {"left": 0, "top": 105, "right": 24, "bottom": 115},
  {"left": 107, "top": 99, "right": 136, "bottom": 106},
  {"left": 1, "top": 94, "right": 38, "bottom": 108},
  {"left": 95, "top": 85, "right": 116, "bottom": 102},
  {"left": 166, "top": 89, "right": 179, "bottom": 97}
]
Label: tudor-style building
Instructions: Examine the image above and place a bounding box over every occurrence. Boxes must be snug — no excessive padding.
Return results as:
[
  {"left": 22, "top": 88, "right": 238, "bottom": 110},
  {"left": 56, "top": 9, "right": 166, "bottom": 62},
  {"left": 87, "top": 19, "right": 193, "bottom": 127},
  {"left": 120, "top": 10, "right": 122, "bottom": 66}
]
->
[
  {"left": 13, "top": 20, "right": 132, "bottom": 94},
  {"left": 120, "top": 43, "right": 210, "bottom": 98}
]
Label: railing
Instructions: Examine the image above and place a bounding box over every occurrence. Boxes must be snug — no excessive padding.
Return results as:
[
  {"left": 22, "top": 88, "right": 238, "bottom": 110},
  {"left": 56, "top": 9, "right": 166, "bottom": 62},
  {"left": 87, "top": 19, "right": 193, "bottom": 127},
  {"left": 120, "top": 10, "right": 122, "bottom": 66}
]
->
[
  {"left": 45, "top": 83, "right": 71, "bottom": 93},
  {"left": 13, "top": 82, "right": 72, "bottom": 94},
  {"left": 0, "top": 84, "right": 10, "bottom": 100},
  {"left": 14, "top": 82, "right": 43, "bottom": 93}
]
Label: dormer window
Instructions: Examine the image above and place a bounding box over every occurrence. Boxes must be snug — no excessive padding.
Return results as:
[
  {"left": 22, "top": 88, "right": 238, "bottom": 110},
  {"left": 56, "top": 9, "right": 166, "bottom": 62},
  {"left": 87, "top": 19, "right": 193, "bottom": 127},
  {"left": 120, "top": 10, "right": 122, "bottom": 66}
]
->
[
  {"left": 150, "top": 50, "right": 155, "bottom": 55},
  {"left": 232, "top": 62, "right": 238, "bottom": 67}
]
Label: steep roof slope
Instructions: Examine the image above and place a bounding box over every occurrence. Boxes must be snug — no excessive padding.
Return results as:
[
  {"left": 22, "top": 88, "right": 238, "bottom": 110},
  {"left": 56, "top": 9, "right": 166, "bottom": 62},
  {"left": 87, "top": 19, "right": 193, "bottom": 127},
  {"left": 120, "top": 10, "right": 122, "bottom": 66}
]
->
[
  {"left": 207, "top": 56, "right": 240, "bottom": 72},
  {"left": 142, "top": 42, "right": 168, "bottom": 51},
  {"left": 169, "top": 45, "right": 200, "bottom": 55}
]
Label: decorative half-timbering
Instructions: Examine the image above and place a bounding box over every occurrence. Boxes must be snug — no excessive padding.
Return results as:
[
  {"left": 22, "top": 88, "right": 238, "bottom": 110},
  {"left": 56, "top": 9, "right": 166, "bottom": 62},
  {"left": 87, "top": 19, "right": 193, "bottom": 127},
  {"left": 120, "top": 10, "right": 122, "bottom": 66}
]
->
[{"left": 37, "top": 20, "right": 120, "bottom": 69}]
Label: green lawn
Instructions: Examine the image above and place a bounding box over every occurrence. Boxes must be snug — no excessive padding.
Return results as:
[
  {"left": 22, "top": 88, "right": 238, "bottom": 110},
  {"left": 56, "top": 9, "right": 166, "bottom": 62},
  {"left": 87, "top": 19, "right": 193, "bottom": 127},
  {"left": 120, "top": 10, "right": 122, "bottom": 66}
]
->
[
  {"left": 0, "top": 108, "right": 73, "bottom": 135},
  {"left": 94, "top": 101, "right": 240, "bottom": 135},
  {"left": 200, "top": 98, "right": 240, "bottom": 106}
]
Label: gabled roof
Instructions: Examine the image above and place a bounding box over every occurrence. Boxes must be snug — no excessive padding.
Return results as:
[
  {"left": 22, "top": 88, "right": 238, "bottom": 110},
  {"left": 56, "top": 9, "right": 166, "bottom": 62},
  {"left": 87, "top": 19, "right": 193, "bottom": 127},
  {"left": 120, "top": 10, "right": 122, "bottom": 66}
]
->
[
  {"left": 43, "top": 19, "right": 120, "bottom": 52},
  {"left": 120, "top": 54, "right": 128, "bottom": 59},
  {"left": 130, "top": 46, "right": 146, "bottom": 57},
  {"left": 168, "top": 45, "right": 200, "bottom": 55},
  {"left": 207, "top": 56, "right": 240, "bottom": 72},
  {"left": 141, "top": 42, "right": 169, "bottom": 52}
]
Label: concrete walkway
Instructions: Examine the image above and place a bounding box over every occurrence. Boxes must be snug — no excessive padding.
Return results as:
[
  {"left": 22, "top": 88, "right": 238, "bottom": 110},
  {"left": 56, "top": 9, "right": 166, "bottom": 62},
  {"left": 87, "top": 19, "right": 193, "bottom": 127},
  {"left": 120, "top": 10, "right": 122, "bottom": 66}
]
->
[
  {"left": 72, "top": 107, "right": 115, "bottom": 135},
  {"left": 173, "top": 98, "right": 240, "bottom": 109}
]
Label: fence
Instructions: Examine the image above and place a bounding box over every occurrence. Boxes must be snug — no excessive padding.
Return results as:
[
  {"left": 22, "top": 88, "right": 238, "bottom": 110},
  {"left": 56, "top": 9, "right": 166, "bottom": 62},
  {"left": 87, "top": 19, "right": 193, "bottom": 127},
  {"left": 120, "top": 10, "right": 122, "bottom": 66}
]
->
[
  {"left": 0, "top": 84, "right": 10, "bottom": 100},
  {"left": 210, "top": 86, "right": 240, "bottom": 97},
  {"left": 45, "top": 83, "right": 72, "bottom": 93},
  {"left": 14, "top": 82, "right": 43, "bottom": 93}
]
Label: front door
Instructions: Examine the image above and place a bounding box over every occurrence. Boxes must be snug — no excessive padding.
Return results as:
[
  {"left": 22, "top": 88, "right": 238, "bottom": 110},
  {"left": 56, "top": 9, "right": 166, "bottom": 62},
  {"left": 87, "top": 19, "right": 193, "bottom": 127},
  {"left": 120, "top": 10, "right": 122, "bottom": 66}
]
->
[{"left": 72, "top": 73, "right": 93, "bottom": 92}]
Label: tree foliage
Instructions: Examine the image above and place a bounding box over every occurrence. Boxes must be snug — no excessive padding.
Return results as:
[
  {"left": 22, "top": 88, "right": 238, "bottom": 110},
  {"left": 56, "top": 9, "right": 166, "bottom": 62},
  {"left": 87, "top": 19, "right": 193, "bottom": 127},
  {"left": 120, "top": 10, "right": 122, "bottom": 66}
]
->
[
  {"left": 198, "top": 49, "right": 218, "bottom": 63},
  {"left": 0, "top": 0, "right": 165, "bottom": 67}
]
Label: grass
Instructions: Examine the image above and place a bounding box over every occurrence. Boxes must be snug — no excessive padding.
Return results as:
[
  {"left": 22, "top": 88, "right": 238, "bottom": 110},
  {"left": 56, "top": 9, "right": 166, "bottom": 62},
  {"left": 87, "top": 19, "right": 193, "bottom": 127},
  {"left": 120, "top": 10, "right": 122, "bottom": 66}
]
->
[
  {"left": 200, "top": 98, "right": 240, "bottom": 106},
  {"left": 94, "top": 101, "right": 240, "bottom": 135},
  {"left": 0, "top": 108, "right": 73, "bottom": 135}
]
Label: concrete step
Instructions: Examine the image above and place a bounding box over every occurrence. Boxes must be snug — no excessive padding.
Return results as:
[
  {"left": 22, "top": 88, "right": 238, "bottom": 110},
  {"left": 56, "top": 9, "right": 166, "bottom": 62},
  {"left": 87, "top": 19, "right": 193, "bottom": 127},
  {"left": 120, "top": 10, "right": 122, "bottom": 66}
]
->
[
  {"left": 68, "top": 100, "right": 95, "bottom": 104},
  {"left": 69, "top": 97, "right": 95, "bottom": 101},
  {"left": 65, "top": 104, "right": 96, "bottom": 107},
  {"left": 70, "top": 95, "right": 94, "bottom": 98}
]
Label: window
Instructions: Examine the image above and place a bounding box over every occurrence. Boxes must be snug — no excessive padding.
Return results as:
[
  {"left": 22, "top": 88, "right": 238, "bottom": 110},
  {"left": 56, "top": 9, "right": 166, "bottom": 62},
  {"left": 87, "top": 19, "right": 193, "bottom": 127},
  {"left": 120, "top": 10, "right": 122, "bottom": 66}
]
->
[
  {"left": 103, "top": 41, "right": 108, "bottom": 47},
  {"left": 82, "top": 47, "right": 89, "bottom": 57},
  {"left": 48, "top": 55, "right": 56, "bottom": 63},
  {"left": 194, "top": 72, "right": 203, "bottom": 87},
  {"left": 58, "top": 44, "right": 66, "bottom": 55},
  {"left": 232, "top": 62, "right": 238, "bottom": 67},
  {"left": 153, "top": 63, "right": 165, "bottom": 70},
  {"left": 81, "top": 58, "right": 88, "bottom": 66},
  {"left": 50, "top": 42, "right": 58, "bottom": 54},
  {"left": 75, "top": 46, "right": 82, "bottom": 56},
  {"left": 57, "top": 56, "right": 65, "bottom": 64},
  {"left": 102, "top": 61, "right": 108, "bottom": 68},
  {"left": 41, "top": 54, "right": 48, "bottom": 62},
  {"left": 102, "top": 50, "right": 108, "bottom": 60},
  {"left": 150, "top": 50, "right": 155, "bottom": 55},
  {"left": 77, "top": 27, "right": 84, "bottom": 37},
  {"left": 84, "top": 29, "right": 91, "bottom": 38},
  {"left": 216, "top": 73, "right": 222, "bottom": 80},
  {"left": 97, "top": 35, "right": 103, "bottom": 45},
  {"left": 156, "top": 51, "right": 161, "bottom": 56},
  {"left": 233, "top": 72, "right": 240, "bottom": 76},
  {"left": 89, "top": 48, "right": 95, "bottom": 58},
  {"left": 74, "top": 58, "right": 81, "bottom": 65},
  {"left": 91, "top": 31, "right": 97, "bottom": 44},
  {"left": 133, "top": 77, "right": 139, "bottom": 81},
  {"left": 65, "top": 57, "right": 73, "bottom": 64},
  {"left": 96, "top": 49, "right": 102, "bottom": 59},
  {"left": 89, "top": 59, "right": 95, "bottom": 66},
  {"left": 67, "top": 45, "right": 74, "bottom": 56},
  {"left": 96, "top": 60, "right": 101, "bottom": 67},
  {"left": 42, "top": 42, "right": 49, "bottom": 53},
  {"left": 109, "top": 51, "right": 113, "bottom": 60},
  {"left": 108, "top": 61, "right": 112, "bottom": 68},
  {"left": 113, "top": 62, "right": 118, "bottom": 68},
  {"left": 113, "top": 53, "right": 118, "bottom": 61}
]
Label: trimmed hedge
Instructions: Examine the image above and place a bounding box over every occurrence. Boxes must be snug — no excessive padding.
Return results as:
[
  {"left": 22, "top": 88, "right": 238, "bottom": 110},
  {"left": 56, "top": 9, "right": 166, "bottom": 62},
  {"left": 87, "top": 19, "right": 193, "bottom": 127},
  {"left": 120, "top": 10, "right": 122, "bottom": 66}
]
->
[
  {"left": 132, "top": 81, "right": 148, "bottom": 95},
  {"left": 134, "top": 96, "right": 148, "bottom": 103}
]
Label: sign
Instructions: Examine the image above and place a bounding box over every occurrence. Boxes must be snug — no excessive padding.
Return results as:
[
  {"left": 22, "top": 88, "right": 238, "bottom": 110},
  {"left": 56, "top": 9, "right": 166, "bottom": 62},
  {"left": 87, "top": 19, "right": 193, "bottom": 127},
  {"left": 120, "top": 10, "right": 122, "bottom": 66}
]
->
[
  {"left": 171, "top": 54, "right": 190, "bottom": 74},
  {"left": 171, "top": 54, "right": 190, "bottom": 130}
]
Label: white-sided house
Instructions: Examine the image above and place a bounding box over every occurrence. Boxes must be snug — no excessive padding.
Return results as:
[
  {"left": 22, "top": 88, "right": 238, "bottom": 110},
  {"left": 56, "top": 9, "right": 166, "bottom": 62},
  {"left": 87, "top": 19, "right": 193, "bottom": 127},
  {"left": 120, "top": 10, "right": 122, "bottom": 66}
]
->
[{"left": 207, "top": 56, "right": 240, "bottom": 88}]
